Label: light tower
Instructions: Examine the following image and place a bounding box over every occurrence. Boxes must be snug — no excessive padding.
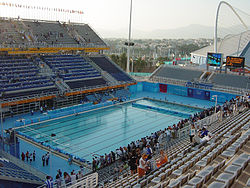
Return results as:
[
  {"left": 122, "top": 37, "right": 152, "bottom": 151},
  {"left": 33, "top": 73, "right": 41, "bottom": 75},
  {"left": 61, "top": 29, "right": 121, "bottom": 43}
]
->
[{"left": 126, "top": 0, "right": 133, "bottom": 73}]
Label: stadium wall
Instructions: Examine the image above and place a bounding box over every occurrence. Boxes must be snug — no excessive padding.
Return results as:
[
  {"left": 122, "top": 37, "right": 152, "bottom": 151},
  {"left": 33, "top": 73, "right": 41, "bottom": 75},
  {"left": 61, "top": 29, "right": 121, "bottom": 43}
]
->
[{"left": 129, "top": 82, "right": 237, "bottom": 103}]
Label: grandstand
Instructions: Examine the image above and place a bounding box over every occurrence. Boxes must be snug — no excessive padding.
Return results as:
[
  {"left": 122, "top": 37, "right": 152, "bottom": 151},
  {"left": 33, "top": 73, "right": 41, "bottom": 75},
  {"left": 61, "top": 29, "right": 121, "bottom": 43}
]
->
[
  {"left": 0, "top": 2, "right": 249, "bottom": 188},
  {"left": 150, "top": 65, "right": 250, "bottom": 94},
  {"left": 0, "top": 18, "right": 107, "bottom": 48},
  {"left": 0, "top": 13, "right": 137, "bottom": 186},
  {"left": 152, "top": 65, "right": 203, "bottom": 82},
  {"left": 103, "top": 108, "right": 250, "bottom": 187}
]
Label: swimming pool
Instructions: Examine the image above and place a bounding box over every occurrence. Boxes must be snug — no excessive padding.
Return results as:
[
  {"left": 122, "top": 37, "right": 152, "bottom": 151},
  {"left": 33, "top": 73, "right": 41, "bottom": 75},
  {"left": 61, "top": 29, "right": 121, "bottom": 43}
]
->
[{"left": 16, "top": 99, "right": 202, "bottom": 162}]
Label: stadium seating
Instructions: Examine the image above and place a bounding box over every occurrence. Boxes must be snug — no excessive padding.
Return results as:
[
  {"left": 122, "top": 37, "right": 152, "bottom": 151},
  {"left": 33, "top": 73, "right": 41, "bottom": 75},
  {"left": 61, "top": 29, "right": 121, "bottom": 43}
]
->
[
  {"left": 152, "top": 65, "right": 203, "bottom": 82},
  {"left": 71, "top": 24, "right": 106, "bottom": 46},
  {"left": 0, "top": 156, "right": 43, "bottom": 182},
  {"left": 0, "top": 54, "right": 134, "bottom": 101},
  {"left": 43, "top": 54, "right": 102, "bottom": 81},
  {"left": 104, "top": 108, "right": 250, "bottom": 188},
  {"left": 23, "top": 20, "right": 77, "bottom": 45},
  {"left": 0, "top": 56, "right": 58, "bottom": 99},
  {"left": 0, "top": 19, "right": 27, "bottom": 45},
  {"left": 113, "top": 89, "right": 131, "bottom": 99},
  {"left": 210, "top": 73, "right": 250, "bottom": 89},
  {"left": 0, "top": 19, "right": 107, "bottom": 47},
  {"left": 1, "top": 87, "right": 58, "bottom": 100},
  {"left": 65, "top": 78, "right": 107, "bottom": 90},
  {"left": 89, "top": 56, "right": 134, "bottom": 82}
]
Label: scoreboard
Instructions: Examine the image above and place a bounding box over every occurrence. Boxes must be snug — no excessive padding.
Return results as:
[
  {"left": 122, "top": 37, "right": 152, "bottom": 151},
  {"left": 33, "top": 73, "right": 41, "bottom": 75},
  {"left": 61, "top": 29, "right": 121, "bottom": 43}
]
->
[
  {"left": 207, "top": 53, "right": 222, "bottom": 66},
  {"left": 226, "top": 56, "right": 245, "bottom": 68}
]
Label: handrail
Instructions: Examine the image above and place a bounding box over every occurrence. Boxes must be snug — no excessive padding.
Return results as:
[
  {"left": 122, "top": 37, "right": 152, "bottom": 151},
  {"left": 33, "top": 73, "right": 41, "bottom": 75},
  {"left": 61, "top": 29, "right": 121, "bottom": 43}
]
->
[
  {"left": 0, "top": 42, "right": 108, "bottom": 49},
  {"left": 37, "top": 172, "right": 98, "bottom": 188},
  {"left": 0, "top": 150, "right": 46, "bottom": 181},
  {"left": 150, "top": 76, "right": 249, "bottom": 95}
]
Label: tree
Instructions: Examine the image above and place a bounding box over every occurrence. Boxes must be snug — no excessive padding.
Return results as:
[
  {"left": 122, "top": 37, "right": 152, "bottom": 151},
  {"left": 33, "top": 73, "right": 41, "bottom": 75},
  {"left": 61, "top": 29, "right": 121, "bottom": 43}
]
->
[
  {"left": 110, "top": 53, "right": 127, "bottom": 71},
  {"left": 133, "top": 57, "right": 147, "bottom": 72},
  {"left": 119, "top": 53, "right": 127, "bottom": 70}
]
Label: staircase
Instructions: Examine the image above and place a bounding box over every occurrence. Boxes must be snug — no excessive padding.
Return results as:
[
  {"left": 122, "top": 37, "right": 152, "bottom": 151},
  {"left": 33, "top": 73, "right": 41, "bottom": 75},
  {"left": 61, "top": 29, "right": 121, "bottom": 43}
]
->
[
  {"left": 149, "top": 65, "right": 163, "bottom": 80},
  {"left": 64, "top": 23, "right": 85, "bottom": 44},
  {"left": 101, "top": 71, "right": 119, "bottom": 86},
  {"left": 55, "top": 78, "right": 70, "bottom": 94},
  {"left": 13, "top": 20, "right": 36, "bottom": 43},
  {"left": 35, "top": 58, "right": 54, "bottom": 77},
  {"left": 207, "top": 72, "right": 215, "bottom": 81}
]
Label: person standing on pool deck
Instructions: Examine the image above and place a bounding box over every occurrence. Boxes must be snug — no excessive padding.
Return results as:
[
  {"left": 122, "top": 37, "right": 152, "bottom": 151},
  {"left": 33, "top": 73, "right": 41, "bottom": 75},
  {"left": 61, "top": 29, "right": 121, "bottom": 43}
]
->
[
  {"left": 46, "top": 152, "right": 50, "bottom": 166},
  {"left": 33, "top": 151, "right": 36, "bottom": 161},
  {"left": 42, "top": 155, "right": 45, "bottom": 166},
  {"left": 26, "top": 151, "right": 29, "bottom": 161},
  {"left": 21, "top": 152, "right": 25, "bottom": 161}
]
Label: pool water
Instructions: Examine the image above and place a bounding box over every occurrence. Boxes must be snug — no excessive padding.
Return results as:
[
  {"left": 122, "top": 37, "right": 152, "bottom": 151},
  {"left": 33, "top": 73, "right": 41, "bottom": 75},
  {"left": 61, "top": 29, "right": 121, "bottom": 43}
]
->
[{"left": 16, "top": 99, "right": 202, "bottom": 162}]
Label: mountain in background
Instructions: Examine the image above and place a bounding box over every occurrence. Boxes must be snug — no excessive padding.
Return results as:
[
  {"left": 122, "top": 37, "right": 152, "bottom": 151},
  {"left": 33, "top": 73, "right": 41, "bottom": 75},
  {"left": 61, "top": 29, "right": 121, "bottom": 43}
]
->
[{"left": 97, "top": 24, "right": 246, "bottom": 39}]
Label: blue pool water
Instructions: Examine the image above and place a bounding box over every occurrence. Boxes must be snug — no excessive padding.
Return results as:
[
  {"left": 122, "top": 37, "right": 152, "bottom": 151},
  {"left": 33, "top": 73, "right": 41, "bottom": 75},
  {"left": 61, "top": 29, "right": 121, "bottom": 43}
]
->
[{"left": 16, "top": 99, "right": 202, "bottom": 162}]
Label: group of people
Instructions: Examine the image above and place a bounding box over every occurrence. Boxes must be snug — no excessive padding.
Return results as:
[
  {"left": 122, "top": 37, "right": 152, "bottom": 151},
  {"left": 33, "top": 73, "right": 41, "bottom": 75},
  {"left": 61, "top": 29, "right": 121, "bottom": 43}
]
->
[
  {"left": 137, "top": 149, "right": 168, "bottom": 178},
  {"left": 189, "top": 125, "right": 212, "bottom": 146},
  {"left": 91, "top": 94, "right": 250, "bottom": 179},
  {"left": 189, "top": 94, "right": 250, "bottom": 147},
  {"left": 45, "top": 166, "right": 84, "bottom": 188},
  {"left": 42, "top": 152, "right": 50, "bottom": 166},
  {"left": 21, "top": 150, "right": 35, "bottom": 163}
]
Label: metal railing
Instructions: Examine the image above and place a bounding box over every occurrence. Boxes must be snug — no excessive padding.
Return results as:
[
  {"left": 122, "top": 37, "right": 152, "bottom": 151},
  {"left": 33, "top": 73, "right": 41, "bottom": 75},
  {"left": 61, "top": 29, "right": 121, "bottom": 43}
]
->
[
  {"left": 150, "top": 76, "right": 250, "bottom": 95},
  {"left": 0, "top": 150, "right": 46, "bottom": 181},
  {"left": 150, "top": 76, "right": 187, "bottom": 87},
  {"left": 102, "top": 124, "right": 191, "bottom": 186},
  {"left": 37, "top": 172, "right": 98, "bottom": 188},
  {"left": 0, "top": 41, "right": 108, "bottom": 49}
]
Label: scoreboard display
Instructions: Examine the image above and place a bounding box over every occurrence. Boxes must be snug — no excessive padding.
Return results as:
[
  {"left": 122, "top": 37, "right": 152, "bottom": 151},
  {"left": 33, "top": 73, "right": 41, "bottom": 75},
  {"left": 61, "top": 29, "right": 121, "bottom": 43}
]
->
[
  {"left": 207, "top": 53, "right": 222, "bottom": 66},
  {"left": 226, "top": 56, "right": 245, "bottom": 68}
]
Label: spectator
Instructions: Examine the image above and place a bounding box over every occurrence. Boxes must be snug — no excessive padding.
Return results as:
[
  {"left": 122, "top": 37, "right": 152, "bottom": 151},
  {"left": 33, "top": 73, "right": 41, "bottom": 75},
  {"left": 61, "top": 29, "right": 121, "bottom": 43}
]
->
[
  {"left": 92, "top": 158, "right": 97, "bottom": 172},
  {"left": 70, "top": 170, "right": 77, "bottom": 185},
  {"left": 146, "top": 155, "right": 154, "bottom": 174},
  {"left": 138, "top": 154, "right": 147, "bottom": 178},
  {"left": 157, "top": 150, "right": 168, "bottom": 168},
  {"left": 57, "top": 169, "right": 62, "bottom": 177},
  {"left": 189, "top": 124, "right": 196, "bottom": 143},
  {"left": 45, "top": 176, "right": 53, "bottom": 188},
  {"left": 200, "top": 127, "right": 209, "bottom": 138},
  {"left": 63, "top": 172, "right": 71, "bottom": 185},
  {"left": 128, "top": 150, "right": 137, "bottom": 175},
  {"left": 145, "top": 145, "right": 153, "bottom": 157},
  {"left": 77, "top": 170, "right": 84, "bottom": 180},
  {"left": 55, "top": 174, "right": 62, "bottom": 188},
  {"left": 80, "top": 165, "right": 84, "bottom": 175}
]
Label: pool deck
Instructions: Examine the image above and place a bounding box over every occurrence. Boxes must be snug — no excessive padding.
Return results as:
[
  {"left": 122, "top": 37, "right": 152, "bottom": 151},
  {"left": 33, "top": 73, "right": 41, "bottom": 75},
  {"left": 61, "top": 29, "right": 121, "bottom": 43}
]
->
[{"left": 0, "top": 91, "right": 220, "bottom": 179}]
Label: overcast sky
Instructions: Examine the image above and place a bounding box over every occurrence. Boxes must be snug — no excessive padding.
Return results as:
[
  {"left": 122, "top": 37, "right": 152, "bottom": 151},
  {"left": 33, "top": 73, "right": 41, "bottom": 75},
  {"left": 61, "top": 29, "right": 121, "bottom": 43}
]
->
[{"left": 3, "top": 0, "right": 250, "bottom": 38}]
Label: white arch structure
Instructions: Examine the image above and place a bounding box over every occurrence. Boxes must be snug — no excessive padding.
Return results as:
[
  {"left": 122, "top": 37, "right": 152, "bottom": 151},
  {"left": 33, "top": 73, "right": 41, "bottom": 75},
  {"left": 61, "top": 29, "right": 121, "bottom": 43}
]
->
[{"left": 214, "top": 1, "right": 248, "bottom": 52}]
